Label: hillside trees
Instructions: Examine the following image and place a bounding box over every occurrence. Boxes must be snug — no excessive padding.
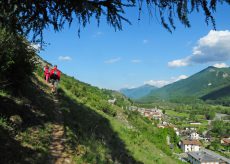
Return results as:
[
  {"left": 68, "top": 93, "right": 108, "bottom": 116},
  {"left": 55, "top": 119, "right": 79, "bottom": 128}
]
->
[
  {"left": 205, "top": 111, "right": 216, "bottom": 120},
  {"left": 210, "top": 120, "right": 230, "bottom": 137},
  {"left": 0, "top": 28, "right": 35, "bottom": 89},
  {"left": 1, "top": 0, "right": 229, "bottom": 43}
]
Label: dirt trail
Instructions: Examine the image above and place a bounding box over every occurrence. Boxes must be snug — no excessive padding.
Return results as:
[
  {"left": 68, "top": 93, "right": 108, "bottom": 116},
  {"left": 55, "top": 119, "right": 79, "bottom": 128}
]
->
[{"left": 49, "top": 97, "right": 73, "bottom": 164}]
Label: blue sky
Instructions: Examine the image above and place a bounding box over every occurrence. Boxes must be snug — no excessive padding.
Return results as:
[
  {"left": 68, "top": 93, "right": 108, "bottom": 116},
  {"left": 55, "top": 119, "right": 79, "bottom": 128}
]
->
[{"left": 38, "top": 3, "right": 230, "bottom": 90}]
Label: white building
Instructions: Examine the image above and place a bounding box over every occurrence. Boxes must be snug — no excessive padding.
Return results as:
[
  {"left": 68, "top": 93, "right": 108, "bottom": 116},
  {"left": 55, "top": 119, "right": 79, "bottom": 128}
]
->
[
  {"left": 175, "top": 131, "right": 180, "bottom": 136},
  {"left": 188, "top": 151, "right": 220, "bottom": 164},
  {"left": 181, "top": 140, "right": 201, "bottom": 152},
  {"left": 129, "top": 106, "right": 138, "bottom": 111},
  {"left": 108, "top": 98, "right": 116, "bottom": 105},
  {"left": 186, "top": 127, "right": 197, "bottom": 131},
  {"left": 190, "top": 122, "right": 201, "bottom": 125},
  {"left": 190, "top": 132, "right": 199, "bottom": 140},
  {"left": 188, "top": 149, "right": 230, "bottom": 164}
]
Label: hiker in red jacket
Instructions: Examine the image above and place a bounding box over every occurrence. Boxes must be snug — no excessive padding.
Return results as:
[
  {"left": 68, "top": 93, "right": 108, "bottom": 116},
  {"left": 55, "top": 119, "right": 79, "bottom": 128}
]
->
[
  {"left": 43, "top": 64, "right": 50, "bottom": 83},
  {"left": 50, "top": 65, "right": 61, "bottom": 93}
]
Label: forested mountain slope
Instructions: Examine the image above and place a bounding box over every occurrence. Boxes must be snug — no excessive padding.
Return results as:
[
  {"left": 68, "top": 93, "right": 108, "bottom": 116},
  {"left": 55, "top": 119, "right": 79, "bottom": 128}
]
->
[
  {"left": 140, "top": 66, "right": 230, "bottom": 103},
  {"left": 120, "top": 84, "right": 158, "bottom": 99}
]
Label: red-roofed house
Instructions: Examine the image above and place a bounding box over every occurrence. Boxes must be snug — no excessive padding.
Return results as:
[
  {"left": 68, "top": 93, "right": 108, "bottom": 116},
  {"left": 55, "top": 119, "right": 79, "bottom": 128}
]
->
[
  {"left": 181, "top": 139, "right": 202, "bottom": 152},
  {"left": 221, "top": 138, "right": 230, "bottom": 146}
]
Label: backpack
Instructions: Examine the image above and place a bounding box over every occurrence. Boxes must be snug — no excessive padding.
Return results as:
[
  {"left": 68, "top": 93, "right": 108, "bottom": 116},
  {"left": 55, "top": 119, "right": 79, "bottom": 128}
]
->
[
  {"left": 54, "top": 70, "right": 57, "bottom": 75},
  {"left": 51, "top": 69, "right": 59, "bottom": 80}
]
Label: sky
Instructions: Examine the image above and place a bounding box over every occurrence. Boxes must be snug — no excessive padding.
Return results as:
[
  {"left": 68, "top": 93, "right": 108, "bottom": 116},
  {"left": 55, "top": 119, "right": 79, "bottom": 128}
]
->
[{"left": 38, "top": 2, "right": 230, "bottom": 90}]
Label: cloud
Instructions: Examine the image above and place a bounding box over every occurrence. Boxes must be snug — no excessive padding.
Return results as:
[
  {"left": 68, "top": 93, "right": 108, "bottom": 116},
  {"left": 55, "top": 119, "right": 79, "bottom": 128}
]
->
[
  {"left": 168, "top": 59, "right": 189, "bottom": 67},
  {"left": 143, "top": 39, "right": 149, "bottom": 44},
  {"left": 144, "top": 75, "right": 188, "bottom": 88},
  {"left": 58, "top": 56, "right": 72, "bottom": 61},
  {"left": 104, "top": 57, "right": 121, "bottom": 64},
  {"left": 171, "top": 75, "right": 188, "bottom": 81},
  {"left": 213, "top": 63, "right": 229, "bottom": 68},
  {"left": 144, "top": 80, "right": 170, "bottom": 88},
  {"left": 131, "top": 59, "right": 142, "bottom": 63},
  {"left": 168, "top": 30, "right": 230, "bottom": 67}
]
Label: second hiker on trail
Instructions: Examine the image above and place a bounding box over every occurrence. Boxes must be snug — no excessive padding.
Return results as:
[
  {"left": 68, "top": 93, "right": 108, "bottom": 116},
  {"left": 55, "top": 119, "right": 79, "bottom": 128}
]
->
[
  {"left": 43, "top": 64, "right": 50, "bottom": 83},
  {"left": 50, "top": 65, "right": 61, "bottom": 93}
]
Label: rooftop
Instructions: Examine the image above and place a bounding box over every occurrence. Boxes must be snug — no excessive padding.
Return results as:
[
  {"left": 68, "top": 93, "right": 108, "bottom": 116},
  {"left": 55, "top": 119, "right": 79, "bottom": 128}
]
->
[
  {"left": 182, "top": 139, "right": 202, "bottom": 146},
  {"left": 188, "top": 151, "right": 220, "bottom": 163},
  {"left": 202, "top": 149, "right": 230, "bottom": 163},
  {"left": 222, "top": 138, "right": 230, "bottom": 145}
]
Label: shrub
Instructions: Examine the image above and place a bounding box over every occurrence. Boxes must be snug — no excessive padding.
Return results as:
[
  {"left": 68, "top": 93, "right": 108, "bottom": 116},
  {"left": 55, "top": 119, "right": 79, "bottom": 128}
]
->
[{"left": 0, "top": 28, "right": 35, "bottom": 89}]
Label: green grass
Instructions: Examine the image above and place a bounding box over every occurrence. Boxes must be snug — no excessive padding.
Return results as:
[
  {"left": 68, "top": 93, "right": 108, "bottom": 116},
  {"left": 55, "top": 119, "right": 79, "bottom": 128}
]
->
[
  {"left": 109, "top": 117, "right": 181, "bottom": 164},
  {"left": 166, "top": 110, "right": 189, "bottom": 117},
  {"left": 0, "top": 75, "right": 56, "bottom": 163},
  {"left": 0, "top": 68, "right": 183, "bottom": 163},
  {"left": 60, "top": 96, "right": 181, "bottom": 163}
]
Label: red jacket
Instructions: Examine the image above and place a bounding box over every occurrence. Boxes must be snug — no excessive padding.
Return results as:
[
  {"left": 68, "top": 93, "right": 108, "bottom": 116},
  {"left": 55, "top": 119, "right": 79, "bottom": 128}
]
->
[
  {"left": 50, "top": 68, "right": 61, "bottom": 80},
  {"left": 43, "top": 66, "right": 50, "bottom": 76}
]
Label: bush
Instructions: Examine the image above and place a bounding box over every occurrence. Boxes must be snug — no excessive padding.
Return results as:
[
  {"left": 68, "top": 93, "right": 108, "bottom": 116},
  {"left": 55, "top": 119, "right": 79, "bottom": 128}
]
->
[
  {"left": 0, "top": 28, "right": 35, "bottom": 89},
  {"left": 211, "top": 120, "right": 230, "bottom": 137},
  {"left": 205, "top": 111, "right": 215, "bottom": 120}
]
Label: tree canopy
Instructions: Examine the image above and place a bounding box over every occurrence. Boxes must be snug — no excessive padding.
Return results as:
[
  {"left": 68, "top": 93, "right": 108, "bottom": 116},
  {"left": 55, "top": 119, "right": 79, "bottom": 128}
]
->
[
  {"left": 0, "top": 28, "right": 35, "bottom": 89},
  {"left": 0, "top": 0, "right": 229, "bottom": 42}
]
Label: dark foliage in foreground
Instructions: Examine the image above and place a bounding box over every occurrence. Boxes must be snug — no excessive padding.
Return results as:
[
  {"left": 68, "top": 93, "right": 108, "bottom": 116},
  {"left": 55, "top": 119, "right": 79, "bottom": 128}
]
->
[{"left": 1, "top": 0, "right": 228, "bottom": 42}]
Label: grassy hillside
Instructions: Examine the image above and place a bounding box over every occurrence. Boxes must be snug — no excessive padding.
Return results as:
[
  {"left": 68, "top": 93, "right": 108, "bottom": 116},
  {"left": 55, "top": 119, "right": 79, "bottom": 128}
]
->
[
  {"left": 0, "top": 62, "right": 181, "bottom": 163},
  {"left": 139, "top": 66, "right": 230, "bottom": 103},
  {"left": 120, "top": 84, "right": 158, "bottom": 99}
]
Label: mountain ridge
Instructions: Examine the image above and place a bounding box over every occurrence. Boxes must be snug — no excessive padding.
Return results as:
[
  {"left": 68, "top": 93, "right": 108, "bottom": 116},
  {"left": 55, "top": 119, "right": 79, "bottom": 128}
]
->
[
  {"left": 120, "top": 84, "right": 158, "bottom": 99},
  {"left": 138, "top": 66, "right": 230, "bottom": 103}
]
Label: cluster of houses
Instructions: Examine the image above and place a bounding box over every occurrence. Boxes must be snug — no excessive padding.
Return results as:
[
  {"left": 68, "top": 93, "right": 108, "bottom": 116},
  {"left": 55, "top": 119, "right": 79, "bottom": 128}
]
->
[
  {"left": 156, "top": 119, "right": 229, "bottom": 163},
  {"left": 177, "top": 128, "right": 230, "bottom": 164},
  {"left": 128, "top": 106, "right": 163, "bottom": 120},
  {"left": 125, "top": 106, "right": 230, "bottom": 163}
]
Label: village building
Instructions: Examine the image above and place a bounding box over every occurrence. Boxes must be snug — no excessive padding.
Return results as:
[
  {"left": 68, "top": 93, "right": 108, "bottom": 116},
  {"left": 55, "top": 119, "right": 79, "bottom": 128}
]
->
[
  {"left": 172, "top": 127, "right": 180, "bottom": 136},
  {"left": 221, "top": 137, "right": 230, "bottom": 146},
  {"left": 181, "top": 139, "right": 202, "bottom": 152},
  {"left": 188, "top": 149, "right": 230, "bottom": 164},
  {"left": 190, "top": 122, "right": 201, "bottom": 125},
  {"left": 162, "top": 121, "right": 168, "bottom": 126},
  {"left": 108, "top": 98, "right": 116, "bottom": 105},
  {"left": 129, "top": 106, "right": 138, "bottom": 111},
  {"left": 186, "top": 127, "right": 197, "bottom": 131},
  {"left": 190, "top": 132, "right": 200, "bottom": 140},
  {"left": 175, "top": 131, "right": 180, "bottom": 136},
  {"left": 188, "top": 151, "right": 221, "bottom": 164},
  {"left": 157, "top": 124, "right": 165, "bottom": 128},
  {"left": 138, "top": 108, "right": 163, "bottom": 120},
  {"left": 181, "top": 127, "right": 198, "bottom": 137}
]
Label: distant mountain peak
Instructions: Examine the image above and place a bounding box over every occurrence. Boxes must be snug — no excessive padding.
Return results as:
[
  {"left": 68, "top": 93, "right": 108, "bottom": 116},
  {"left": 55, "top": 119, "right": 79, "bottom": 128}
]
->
[
  {"left": 120, "top": 84, "right": 159, "bottom": 99},
  {"left": 207, "top": 66, "right": 216, "bottom": 69},
  {"left": 198, "top": 66, "right": 217, "bottom": 74},
  {"left": 142, "top": 84, "right": 158, "bottom": 88},
  {"left": 139, "top": 66, "right": 230, "bottom": 103},
  {"left": 205, "top": 66, "right": 216, "bottom": 71}
]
